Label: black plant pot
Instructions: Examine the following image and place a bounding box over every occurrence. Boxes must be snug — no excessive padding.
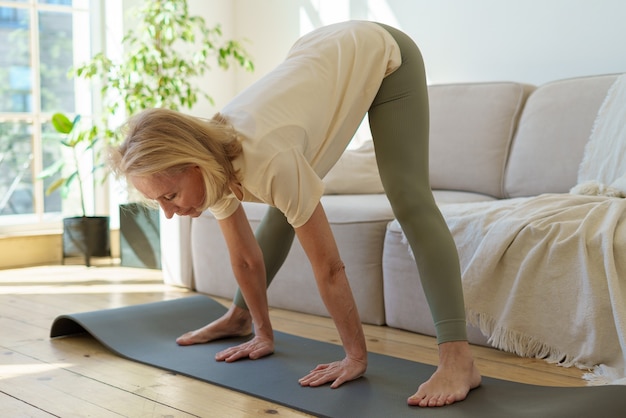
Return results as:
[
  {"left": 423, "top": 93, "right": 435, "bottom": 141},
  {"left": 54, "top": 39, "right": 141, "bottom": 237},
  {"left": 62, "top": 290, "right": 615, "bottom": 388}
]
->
[{"left": 63, "top": 216, "right": 111, "bottom": 267}]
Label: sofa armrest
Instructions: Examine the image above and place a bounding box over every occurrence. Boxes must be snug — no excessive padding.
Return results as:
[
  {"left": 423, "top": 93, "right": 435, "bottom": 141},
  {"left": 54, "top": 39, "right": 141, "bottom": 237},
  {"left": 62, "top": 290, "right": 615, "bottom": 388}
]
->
[{"left": 159, "top": 211, "right": 194, "bottom": 288}]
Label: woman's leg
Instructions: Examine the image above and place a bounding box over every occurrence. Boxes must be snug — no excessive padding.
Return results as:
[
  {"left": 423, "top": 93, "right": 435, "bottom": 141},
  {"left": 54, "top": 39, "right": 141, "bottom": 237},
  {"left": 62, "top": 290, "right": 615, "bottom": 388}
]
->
[
  {"left": 233, "top": 206, "right": 295, "bottom": 308},
  {"left": 370, "top": 23, "right": 480, "bottom": 407},
  {"left": 370, "top": 23, "right": 467, "bottom": 344}
]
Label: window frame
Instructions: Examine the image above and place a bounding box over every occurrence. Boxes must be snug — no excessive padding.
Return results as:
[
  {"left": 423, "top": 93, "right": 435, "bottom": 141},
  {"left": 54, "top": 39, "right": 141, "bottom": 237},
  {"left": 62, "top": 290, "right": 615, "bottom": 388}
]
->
[{"left": 0, "top": 0, "right": 104, "bottom": 235}]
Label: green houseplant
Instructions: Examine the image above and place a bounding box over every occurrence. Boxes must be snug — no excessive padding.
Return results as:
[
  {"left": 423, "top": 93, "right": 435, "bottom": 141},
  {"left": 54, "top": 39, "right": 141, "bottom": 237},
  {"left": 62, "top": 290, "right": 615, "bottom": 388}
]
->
[
  {"left": 71, "top": 0, "right": 254, "bottom": 268},
  {"left": 39, "top": 112, "right": 110, "bottom": 267}
]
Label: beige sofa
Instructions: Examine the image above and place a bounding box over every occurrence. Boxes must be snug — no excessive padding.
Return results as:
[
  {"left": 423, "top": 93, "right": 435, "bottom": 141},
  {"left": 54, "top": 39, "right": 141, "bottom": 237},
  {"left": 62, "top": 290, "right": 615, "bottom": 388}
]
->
[{"left": 160, "top": 73, "right": 624, "bottom": 378}]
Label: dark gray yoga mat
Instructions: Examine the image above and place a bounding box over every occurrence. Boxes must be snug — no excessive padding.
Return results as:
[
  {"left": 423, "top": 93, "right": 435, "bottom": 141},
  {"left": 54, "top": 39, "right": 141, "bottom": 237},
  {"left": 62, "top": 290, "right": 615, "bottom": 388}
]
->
[{"left": 50, "top": 295, "right": 626, "bottom": 418}]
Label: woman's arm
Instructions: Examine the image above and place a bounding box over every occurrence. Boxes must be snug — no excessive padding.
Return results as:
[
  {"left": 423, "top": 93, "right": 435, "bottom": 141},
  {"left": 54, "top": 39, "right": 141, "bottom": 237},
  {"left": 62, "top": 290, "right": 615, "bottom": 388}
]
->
[
  {"left": 215, "top": 204, "right": 274, "bottom": 361},
  {"left": 295, "top": 202, "right": 368, "bottom": 388}
]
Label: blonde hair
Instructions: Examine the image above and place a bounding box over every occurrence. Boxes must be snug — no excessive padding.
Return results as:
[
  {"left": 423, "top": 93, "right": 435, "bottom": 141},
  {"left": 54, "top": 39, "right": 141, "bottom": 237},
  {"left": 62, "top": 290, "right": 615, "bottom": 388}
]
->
[{"left": 109, "top": 108, "right": 243, "bottom": 211}]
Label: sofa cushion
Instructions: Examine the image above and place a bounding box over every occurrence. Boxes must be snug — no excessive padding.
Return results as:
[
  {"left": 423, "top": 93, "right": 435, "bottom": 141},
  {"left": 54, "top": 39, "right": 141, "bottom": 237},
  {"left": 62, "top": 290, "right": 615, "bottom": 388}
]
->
[
  {"left": 433, "top": 190, "right": 497, "bottom": 204},
  {"left": 504, "top": 74, "right": 619, "bottom": 197},
  {"left": 428, "top": 82, "right": 533, "bottom": 198},
  {"left": 323, "top": 139, "right": 384, "bottom": 194}
]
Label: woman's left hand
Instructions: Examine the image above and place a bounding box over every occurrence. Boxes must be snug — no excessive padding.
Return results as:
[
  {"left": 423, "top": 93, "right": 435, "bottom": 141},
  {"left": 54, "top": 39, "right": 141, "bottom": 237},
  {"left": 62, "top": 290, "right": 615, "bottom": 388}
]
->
[{"left": 298, "top": 356, "right": 367, "bottom": 389}]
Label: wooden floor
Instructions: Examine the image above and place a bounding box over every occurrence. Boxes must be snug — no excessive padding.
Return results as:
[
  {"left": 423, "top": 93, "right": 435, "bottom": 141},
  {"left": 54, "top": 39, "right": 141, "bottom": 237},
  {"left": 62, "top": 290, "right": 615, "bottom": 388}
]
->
[{"left": 0, "top": 265, "right": 587, "bottom": 417}]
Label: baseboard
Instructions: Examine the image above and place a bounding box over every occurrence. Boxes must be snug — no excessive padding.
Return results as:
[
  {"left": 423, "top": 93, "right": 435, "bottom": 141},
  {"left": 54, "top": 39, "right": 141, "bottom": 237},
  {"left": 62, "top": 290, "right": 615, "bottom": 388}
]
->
[{"left": 0, "top": 229, "right": 121, "bottom": 269}]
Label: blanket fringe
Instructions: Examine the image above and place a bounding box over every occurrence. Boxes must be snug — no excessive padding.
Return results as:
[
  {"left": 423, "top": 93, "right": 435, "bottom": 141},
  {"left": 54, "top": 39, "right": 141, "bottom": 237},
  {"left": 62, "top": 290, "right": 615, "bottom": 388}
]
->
[
  {"left": 466, "top": 309, "right": 625, "bottom": 386},
  {"left": 583, "top": 365, "right": 626, "bottom": 386},
  {"left": 467, "top": 310, "right": 577, "bottom": 365}
]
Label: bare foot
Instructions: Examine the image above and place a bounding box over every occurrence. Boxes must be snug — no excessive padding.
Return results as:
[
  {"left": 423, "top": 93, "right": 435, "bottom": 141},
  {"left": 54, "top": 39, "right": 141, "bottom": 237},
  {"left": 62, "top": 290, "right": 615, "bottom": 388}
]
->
[
  {"left": 176, "top": 304, "right": 252, "bottom": 346},
  {"left": 407, "top": 340, "right": 481, "bottom": 407}
]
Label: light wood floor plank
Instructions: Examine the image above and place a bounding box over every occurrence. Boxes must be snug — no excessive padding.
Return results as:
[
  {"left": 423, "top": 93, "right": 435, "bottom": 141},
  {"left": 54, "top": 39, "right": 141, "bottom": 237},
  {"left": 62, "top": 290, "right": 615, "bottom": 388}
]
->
[
  {"left": 0, "top": 392, "right": 55, "bottom": 417},
  {"left": 0, "top": 349, "right": 202, "bottom": 417}
]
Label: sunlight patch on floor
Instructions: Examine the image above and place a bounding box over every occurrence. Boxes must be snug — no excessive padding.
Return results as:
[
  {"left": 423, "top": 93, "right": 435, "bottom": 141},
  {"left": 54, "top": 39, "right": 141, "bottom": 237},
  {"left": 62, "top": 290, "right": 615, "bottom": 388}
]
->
[
  {"left": 0, "top": 363, "right": 74, "bottom": 380},
  {"left": 0, "top": 265, "right": 164, "bottom": 283},
  {"left": 0, "top": 265, "right": 187, "bottom": 295},
  {"left": 0, "top": 283, "right": 185, "bottom": 295}
]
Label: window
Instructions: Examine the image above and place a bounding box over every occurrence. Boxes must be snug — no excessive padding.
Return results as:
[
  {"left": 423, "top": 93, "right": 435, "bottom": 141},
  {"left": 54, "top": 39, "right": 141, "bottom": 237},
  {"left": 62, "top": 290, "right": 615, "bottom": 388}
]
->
[{"left": 0, "top": 0, "right": 93, "bottom": 232}]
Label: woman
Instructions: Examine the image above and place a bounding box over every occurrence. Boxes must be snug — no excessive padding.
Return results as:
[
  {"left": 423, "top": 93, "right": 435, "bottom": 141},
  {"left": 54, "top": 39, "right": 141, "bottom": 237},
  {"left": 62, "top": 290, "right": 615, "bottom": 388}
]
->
[{"left": 111, "top": 20, "right": 481, "bottom": 407}]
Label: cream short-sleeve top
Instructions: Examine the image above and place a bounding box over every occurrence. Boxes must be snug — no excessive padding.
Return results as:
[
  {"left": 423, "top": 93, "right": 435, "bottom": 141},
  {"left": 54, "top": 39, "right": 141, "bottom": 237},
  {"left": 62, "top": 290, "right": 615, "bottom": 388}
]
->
[{"left": 209, "top": 20, "right": 400, "bottom": 228}]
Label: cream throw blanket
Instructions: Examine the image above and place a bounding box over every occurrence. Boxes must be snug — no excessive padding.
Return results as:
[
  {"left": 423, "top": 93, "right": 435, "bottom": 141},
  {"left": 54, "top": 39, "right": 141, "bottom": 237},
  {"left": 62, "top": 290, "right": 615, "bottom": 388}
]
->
[{"left": 440, "top": 194, "right": 626, "bottom": 384}]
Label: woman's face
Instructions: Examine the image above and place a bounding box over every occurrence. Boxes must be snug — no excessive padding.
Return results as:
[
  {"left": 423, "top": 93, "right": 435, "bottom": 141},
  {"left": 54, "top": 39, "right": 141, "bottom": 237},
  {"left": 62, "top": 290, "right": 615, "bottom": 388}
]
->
[{"left": 130, "top": 166, "right": 206, "bottom": 219}]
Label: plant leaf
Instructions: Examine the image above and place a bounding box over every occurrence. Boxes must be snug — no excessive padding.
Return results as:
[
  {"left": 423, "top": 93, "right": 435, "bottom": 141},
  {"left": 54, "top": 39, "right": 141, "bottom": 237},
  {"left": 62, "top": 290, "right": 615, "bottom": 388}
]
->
[
  {"left": 45, "top": 177, "right": 67, "bottom": 196},
  {"left": 65, "top": 171, "right": 78, "bottom": 186},
  {"left": 37, "top": 160, "right": 65, "bottom": 179},
  {"left": 51, "top": 113, "right": 74, "bottom": 134}
]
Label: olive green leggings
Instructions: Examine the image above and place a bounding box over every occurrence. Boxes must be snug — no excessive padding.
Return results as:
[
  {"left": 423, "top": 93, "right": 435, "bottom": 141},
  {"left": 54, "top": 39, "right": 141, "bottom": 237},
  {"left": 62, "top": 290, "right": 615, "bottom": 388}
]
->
[{"left": 233, "top": 23, "right": 468, "bottom": 344}]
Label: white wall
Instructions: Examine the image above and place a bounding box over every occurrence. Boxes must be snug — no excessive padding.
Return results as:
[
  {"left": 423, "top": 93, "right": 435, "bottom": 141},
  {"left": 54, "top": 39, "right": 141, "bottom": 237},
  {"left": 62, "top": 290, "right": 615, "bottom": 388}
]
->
[
  {"left": 186, "top": 0, "right": 239, "bottom": 117},
  {"left": 217, "top": 0, "right": 626, "bottom": 98},
  {"left": 388, "top": 0, "right": 626, "bottom": 85}
]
